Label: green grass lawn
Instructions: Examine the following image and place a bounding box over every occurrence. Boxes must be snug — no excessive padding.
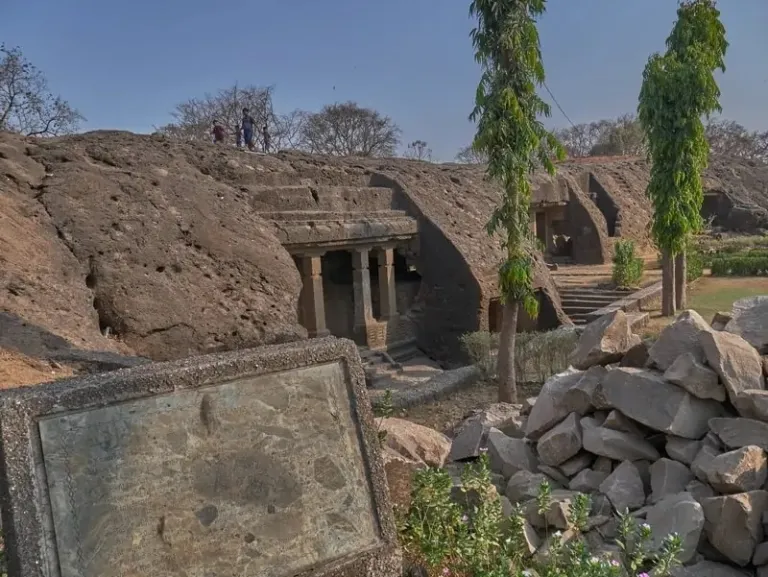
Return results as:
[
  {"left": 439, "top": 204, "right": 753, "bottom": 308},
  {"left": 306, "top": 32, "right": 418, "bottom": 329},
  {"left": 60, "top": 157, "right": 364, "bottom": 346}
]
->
[{"left": 644, "top": 276, "right": 768, "bottom": 336}]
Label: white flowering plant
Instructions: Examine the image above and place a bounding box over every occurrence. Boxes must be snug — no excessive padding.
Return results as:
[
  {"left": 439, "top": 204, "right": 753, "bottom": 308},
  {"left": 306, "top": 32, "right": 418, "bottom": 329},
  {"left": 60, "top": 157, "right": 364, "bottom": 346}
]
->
[{"left": 397, "top": 453, "right": 682, "bottom": 577}]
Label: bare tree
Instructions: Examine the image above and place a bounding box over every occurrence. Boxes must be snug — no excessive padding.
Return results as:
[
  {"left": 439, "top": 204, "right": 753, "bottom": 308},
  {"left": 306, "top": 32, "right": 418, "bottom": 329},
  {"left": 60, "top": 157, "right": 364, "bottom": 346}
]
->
[
  {"left": 0, "top": 44, "right": 84, "bottom": 137},
  {"left": 300, "top": 101, "right": 401, "bottom": 157},
  {"left": 454, "top": 144, "right": 487, "bottom": 164},
  {"left": 404, "top": 140, "right": 432, "bottom": 161},
  {"left": 554, "top": 120, "right": 610, "bottom": 157},
  {"left": 554, "top": 115, "right": 646, "bottom": 158},
  {"left": 157, "top": 84, "right": 276, "bottom": 146},
  {"left": 706, "top": 118, "right": 768, "bottom": 162},
  {"left": 272, "top": 109, "right": 307, "bottom": 151}
]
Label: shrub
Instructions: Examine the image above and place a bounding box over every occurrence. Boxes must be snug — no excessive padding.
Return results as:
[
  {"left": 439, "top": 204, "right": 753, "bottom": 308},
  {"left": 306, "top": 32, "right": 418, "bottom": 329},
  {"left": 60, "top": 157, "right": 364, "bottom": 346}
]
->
[
  {"left": 711, "top": 254, "right": 768, "bottom": 276},
  {"left": 686, "top": 250, "right": 704, "bottom": 282},
  {"left": 398, "top": 453, "right": 683, "bottom": 577},
  {"left": 612, "top": 240, "right": 644, "bottom": 289},
  {"left": 460, "top": 329, "right": 578, "bottom": 384}
]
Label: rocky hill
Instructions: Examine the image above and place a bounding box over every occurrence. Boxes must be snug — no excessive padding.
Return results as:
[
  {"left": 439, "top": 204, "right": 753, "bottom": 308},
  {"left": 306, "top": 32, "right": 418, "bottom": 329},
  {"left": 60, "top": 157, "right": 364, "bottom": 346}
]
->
[{"left": 2, "top": 130, "right": 767, "bottom": 383}]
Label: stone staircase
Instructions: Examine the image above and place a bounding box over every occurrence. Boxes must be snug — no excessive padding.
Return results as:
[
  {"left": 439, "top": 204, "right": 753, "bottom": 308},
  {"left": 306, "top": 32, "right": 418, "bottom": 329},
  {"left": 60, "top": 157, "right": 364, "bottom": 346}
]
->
[
  {"left": 359, "top": 341, "right": 442, "bottom": 391},
  {"left": 558, "top": 286, "right": 634, "bottom": 326}
]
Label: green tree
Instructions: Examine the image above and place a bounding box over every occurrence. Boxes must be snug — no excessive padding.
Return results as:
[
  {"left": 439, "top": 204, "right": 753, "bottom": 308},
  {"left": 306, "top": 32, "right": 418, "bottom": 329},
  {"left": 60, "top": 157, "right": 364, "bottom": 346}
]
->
[
  {"left": 469, "top": 0, "right": 564, "bottom": 403},
  {"left": 638, "top": 0, "right": 727, "bottom": 315}
]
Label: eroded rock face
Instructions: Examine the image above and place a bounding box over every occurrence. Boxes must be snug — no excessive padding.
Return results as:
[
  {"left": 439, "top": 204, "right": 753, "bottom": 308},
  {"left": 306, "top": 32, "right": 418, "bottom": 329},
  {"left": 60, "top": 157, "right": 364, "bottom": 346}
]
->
[
  {"left": 725, "top": 296, "right": 768, "bottom": 354},
  {"left": 701, "top": 490, "right": 768, "bottom": 567},
  {"left": 701, "top": 330, "right": 766, "bottom": 406},
  {"left": 647, "top": 310, "right": 712, "bottom": 371},
  {"left": 601, "top": 367, "right": 723, "bottom": 439},
  {"left": 569, "top": 310, "right": 636, "bottom": 370}
]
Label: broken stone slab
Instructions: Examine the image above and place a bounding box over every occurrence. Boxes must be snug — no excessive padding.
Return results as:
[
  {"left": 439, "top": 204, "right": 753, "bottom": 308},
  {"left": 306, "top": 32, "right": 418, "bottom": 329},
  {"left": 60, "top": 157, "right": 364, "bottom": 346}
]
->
[
  {"left": 701, "top": 330, "right": 765, "bottom": 407},
  {"left": 505, "top": 470, "right": 556, "bottom": 504},
  {"left": 593, "top": 456, "right": 613, "bottom": 475},
  {"left": 378, "top": 417, "right": 452, "bottom": 467},
  {"left": 710, "top": 417, "right": 768, "bottom": 452},
  {"left": 666, "top": 436, "right": 702, "bottom": 466},
  {"left": 448, "top": 420, "right": 486, "bottom": 462},
  {"left": 525, "top": 368, "right": 585, "bottom": 440},
  {"left": 603, "top": 409, "right": 646, "bottom": 437},
  {"left": 524, "top": 489, "right": 579, "bottom": 530},
  {"left": 754, "top": 541, "right": 768, "bottom": 566},
  {"left": 686, "top": 479, "right": 716, "bottom": 503},
  {"left": 537, "top": 412, "right": 583, "bottom": 467},
  {"left": 582, "top": 425, "right": 660, "bottom": 462},
  {"left": 647, "top": 309, "right": 713, "bottom": 371},
  {"left": 664, "top": 352, "right": 726, "bottom": 402},
  {"left": 599, "top": 460, "right": 645, "bottom": 512},
  {"left": 646, "top": 491, "right": 704, "bottom": 564},
  {"left": 619, "top": 339, "right": 650, "bottom": 368},
  {"left": 569, "top": 309, "right": 636, "bottom": 370},
  {"left": 601, "top": 367, "right": 724, "bottom": 439},
  {"left": 733, "top": 389, "right": 768, "bottom": 423},
  {"left": 725, "top": 296, "right": 768, "bottom": 354},
  {"left": 702, "top": 490, "right": 768, "bottom": 567},
  {"left": 704, "top": 446, "right": 768, "bottom": 494},
  {"left": 671, "top": 560, "right": 753, "bottom": 577},
  {"left": 692, "top": 444, "right": 723, "bottom": 484},
  {"left": 562, "top": 365, "right": 610, "bottom": 413},
  {"left": 649, "top": 458, "right": 694, "bottom": 504},
  {"left": 538, "top": 465, "right": 571, "bottom": 488},
  {"left": 558, "top": 452, "right": 594, "bottom": 477},
  {"left": 569, "top": 468, "right": 609, "bottom": 493},
  {"left": 487, "top": 429, "right": 539, "bottom": 478},
  {"left": 711, "top": 311, "right": 733, "bottom": 332}
]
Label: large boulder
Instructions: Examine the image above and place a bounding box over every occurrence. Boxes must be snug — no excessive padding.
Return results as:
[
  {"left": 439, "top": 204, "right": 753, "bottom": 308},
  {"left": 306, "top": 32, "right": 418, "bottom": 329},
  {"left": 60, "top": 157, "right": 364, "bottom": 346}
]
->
[
  {"left": 537, "top": 412, "right": 583, "bottom": 467},
  {"left": 582, "top": 426, "right": 660, "bottom": 461},
  {"left": 702, "top": 446, "right": 768, "bottom": 494},
  {"left": 525, "top": 368, "right": 585, "bottom": 440},
  {"left": 649, "top": 458, "right": 694, "bottom": 504},
  {"left": 449, "top": 403, "right": 526, "bottom": 461},
  {"left": 487, "top": 428, "right": 539, "bottom": 478},
  {"left": 562, "top": 365, "right": 610, "bottom": 413},
  {"left": 646, "top": 492, "right": 704, "bottom": 564},
  {"left": 701, "top": 490, "right": 768, "bottom": 567},
  {"left": 663, "top": 352, "right": 725, "bottom": 401},
  {"left": 647, "top": 310, "right": 712, "bottom": 371},
  {"left": 378, "top": 418, "right": 451, "bottom": 467},
  {"left": 599, "top": 460, "right": 645, "bottom": 512},
  {"left": 569, "top": 310, "right": 636, "bottom": 370},
  {"left": 709, "top": 418, "right": 768, "bottom": 452},
  {"left": 601, "top": 367, "right": 724, "bottom": 439},
  {"left": 701, "top": 330, "right": 766, "bottom": 407},
  {"left": 725, "top": 296, "right": 768, "bottom": 354}
]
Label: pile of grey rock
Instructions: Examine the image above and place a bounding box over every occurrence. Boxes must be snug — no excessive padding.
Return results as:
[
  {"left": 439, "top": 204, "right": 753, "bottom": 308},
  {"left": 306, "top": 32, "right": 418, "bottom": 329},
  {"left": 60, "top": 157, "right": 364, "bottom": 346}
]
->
[{"left": 449, "top": 296, "right": 768, "bottom": 577}]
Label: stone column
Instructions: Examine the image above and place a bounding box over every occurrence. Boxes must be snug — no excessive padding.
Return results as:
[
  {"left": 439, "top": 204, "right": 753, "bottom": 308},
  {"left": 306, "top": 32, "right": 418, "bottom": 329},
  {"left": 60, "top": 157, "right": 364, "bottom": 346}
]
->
[
  {"left": 376, "top": 248, "right": 398, "bottom": 320},
  {"left": 352, "top": 248, "right": 374, "bottom": 340},
  {"left": 298, "top": 255, "right": 329, "bottom": 337}
]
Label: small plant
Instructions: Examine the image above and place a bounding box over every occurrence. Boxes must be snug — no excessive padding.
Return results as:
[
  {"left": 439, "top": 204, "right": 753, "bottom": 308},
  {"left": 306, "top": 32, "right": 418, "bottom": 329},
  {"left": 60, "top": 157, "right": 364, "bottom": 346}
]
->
[
  {"left": 398, "top": 457, "right": 683, "bottom": 577},
  {"left": 612, "top": 240, "right": 644, "bottom": 289},
  {"left": 373, "top": 389, "right": 394, "bottom": 445},
  {"left": 686, "top": 250, "right": 704, "bottom": 282}
]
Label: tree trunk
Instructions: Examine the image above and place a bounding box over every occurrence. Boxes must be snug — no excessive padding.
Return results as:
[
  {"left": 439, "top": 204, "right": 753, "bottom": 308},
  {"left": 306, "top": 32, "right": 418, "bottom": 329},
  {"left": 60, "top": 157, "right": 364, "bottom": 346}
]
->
[
  {"left": 661, "top": 250, "right": 677, "bottom": 317},
  {"left": 675, "top": 251, "right": 687, "bottom": 310},
  {"left": 496, "top": 301, "right": 519, "bottom": 404}
]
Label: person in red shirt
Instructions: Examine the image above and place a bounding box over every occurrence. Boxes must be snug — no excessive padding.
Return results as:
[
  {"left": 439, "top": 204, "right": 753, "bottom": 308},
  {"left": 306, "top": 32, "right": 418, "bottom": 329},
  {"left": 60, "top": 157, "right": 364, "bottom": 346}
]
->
[{"left": 212, "top": 121, "right": 226, "bottom": 144}]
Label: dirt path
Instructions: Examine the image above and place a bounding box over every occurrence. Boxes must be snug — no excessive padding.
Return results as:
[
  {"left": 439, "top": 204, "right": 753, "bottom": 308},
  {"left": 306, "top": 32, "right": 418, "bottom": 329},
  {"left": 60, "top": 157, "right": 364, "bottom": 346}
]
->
[{"left": 0, "top": 349, "right": 73, "bottom": 389}]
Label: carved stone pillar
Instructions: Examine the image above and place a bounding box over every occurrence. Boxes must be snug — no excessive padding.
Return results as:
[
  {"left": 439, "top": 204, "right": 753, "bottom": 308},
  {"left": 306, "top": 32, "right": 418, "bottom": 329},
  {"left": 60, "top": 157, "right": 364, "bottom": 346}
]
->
[
  {"left": 298, "top": 255, "right": 329, "bottom": 337},
  {"left": 376, "top": 248, "right": 397, "bottom": 320},
  {"left": 352, "top": 248, "right": 373, "bottom": 342}
]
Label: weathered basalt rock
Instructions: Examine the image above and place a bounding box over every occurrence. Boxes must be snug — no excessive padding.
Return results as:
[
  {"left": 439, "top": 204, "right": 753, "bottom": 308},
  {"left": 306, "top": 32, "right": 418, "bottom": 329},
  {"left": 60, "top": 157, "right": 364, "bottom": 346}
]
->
[
  {"left": 599, "top": 460, "right": 645, "bottom": 512},
  {"left": 664, "top": 352, "right": 726, "bottom": 401},
  {"left": 569, "top": 310, "right": 636, "bottom": 370},
  {"left": 701, "top": 330, "right": 765, "bottom": 407},
  {"left": 646, "top": 491, "right": 704, "bottom": 564},
  {"left": 649, "top": 458, "right": 694, "bottom": 504},
  {"left": 726, "top": 296, "right": 768, "bottom": 354},
  {"left": 647, "top": 310, "right": 712, "bottom": 371},
  {"left": 525, "top": 368, "right": 585, "bottom": 440},
  {"left": 537, "top": 412, "right": 583, "bottom": 467},
  {"left": 582, "top": 425, "right": 660, "bottom": 461},
  {"left": 487, "top": 428, "right": 539, "bottom": 478},
  {"left": 703, "top": 446, "right": 768, "bottom": 494},
  {"left": 709, "top": 418, "right": 768, "bottom": 452},
  {"left": 701, "top": 490, "right": 768, "bottom": 567}
]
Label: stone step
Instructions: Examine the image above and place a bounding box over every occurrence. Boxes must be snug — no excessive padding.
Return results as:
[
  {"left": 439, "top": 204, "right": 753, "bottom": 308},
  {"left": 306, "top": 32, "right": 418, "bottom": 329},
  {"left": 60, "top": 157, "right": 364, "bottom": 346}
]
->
[
  {"left": 562, "top": 305, "right": 606, "bottom": 315},
  {"left": 561, "top": 296, "right": 621, "bottom": 305},
  {"left": 258, "top": 209, "right": 409, "bottom": 221},
  {"left": 386, "top": 339, "right": 423, "bottom": 364}
]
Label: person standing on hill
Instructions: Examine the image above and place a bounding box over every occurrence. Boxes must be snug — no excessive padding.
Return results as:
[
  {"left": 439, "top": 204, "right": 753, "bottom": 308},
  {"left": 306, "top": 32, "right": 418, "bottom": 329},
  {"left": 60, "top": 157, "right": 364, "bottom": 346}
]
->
[
  {"left": 262, "top": 124, "right": 271, "bottom": 153},
  {"left": 241, "top": 108, "right": 256, "bottom": 151},
  {"left": 212, "top": 121, "right": 226, "bottom": 144}
]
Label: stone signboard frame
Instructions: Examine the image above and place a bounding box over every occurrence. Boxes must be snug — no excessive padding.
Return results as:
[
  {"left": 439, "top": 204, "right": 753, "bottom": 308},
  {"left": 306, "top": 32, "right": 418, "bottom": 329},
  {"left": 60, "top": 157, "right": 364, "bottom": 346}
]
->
[{"left": 0, "top": 337, "right": 401, "bottom": 577}]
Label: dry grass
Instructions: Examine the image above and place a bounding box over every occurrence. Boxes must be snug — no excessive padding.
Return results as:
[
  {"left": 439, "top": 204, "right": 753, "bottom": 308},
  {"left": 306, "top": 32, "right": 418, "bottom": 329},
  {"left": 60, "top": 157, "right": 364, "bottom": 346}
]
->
[
  {"left": 0, "top": 348, "right": 73, "bottom": 389},
  {"left": 642, "top": 276, "right": 768, "bottom": 338}
]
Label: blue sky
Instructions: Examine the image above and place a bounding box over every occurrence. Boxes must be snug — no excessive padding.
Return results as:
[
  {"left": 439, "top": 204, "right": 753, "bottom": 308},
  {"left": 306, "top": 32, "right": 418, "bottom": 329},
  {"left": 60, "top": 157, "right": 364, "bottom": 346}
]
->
[{"left": 3, "top": 0, "right": 766, "bottom": 161}]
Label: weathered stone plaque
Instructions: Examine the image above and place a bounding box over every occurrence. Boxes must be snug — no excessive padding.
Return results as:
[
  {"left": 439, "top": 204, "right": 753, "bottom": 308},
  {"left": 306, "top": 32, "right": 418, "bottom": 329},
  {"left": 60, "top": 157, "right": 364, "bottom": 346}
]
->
[{"left": 0, "top": 338, "right": 400, "bottom": 577}]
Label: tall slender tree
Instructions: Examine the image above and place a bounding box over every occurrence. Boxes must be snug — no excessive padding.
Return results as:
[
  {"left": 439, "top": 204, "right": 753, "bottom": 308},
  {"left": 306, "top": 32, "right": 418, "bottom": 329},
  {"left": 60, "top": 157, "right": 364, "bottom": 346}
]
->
[
  {"left": 638, "top": 0, "right": 727, "bottom": 315},
  {"left": 469, "top": 0, "right": 564, "bottom": 403}
]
